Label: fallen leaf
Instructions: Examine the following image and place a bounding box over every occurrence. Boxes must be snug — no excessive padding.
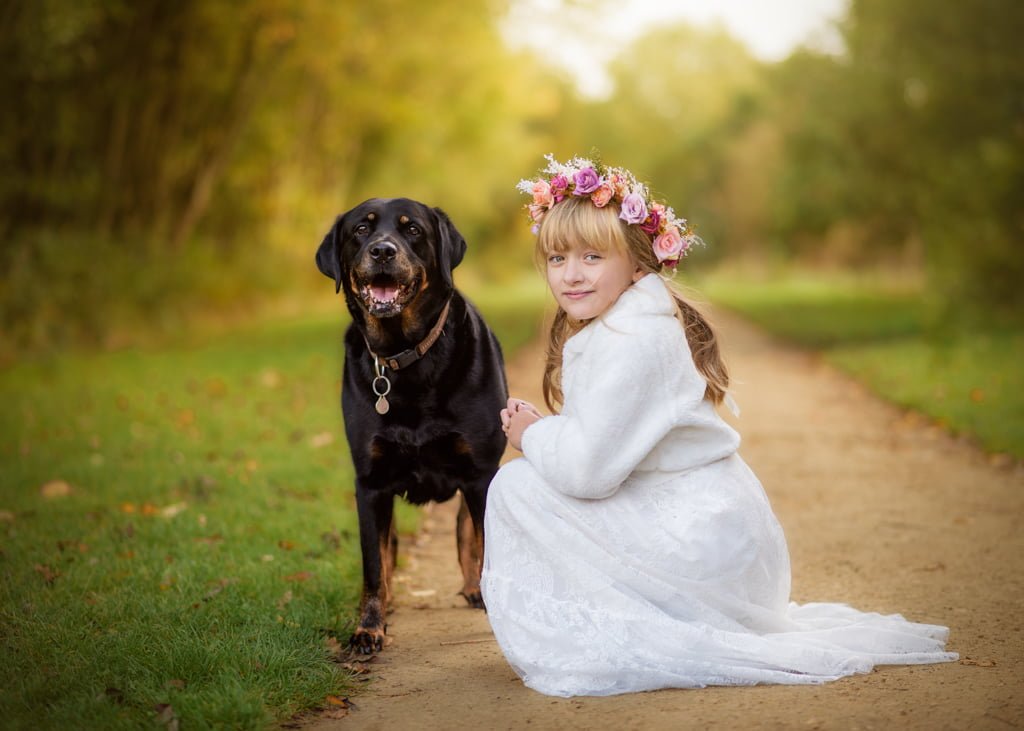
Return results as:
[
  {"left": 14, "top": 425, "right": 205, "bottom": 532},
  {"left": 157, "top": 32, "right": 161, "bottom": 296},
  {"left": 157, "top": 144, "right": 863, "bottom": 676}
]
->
[
  {"left": 321, "top": 529, "right": 341, "bottom": 551},
  {"left": 960, "top": 658, "right": 997, "bottom": 667},
  {"left": 165, "top": 679, "right": 187, "bottom": 690},
  {"left": 284, "top": 571, "right": 314, "bottom": 582},
  {"left": 310, "top": 432, "right": 334, "bottom": 448},
  {"left": 261, "top": 368, "right": 282, "bottom": 388},
  {"left": 121, "top": 503, "right": 136, "bottom": 514},
  {"left": 175, "top": 408, "right": 195, "bottom": 428},
  {"left": 324, "top": 635, "right": 343, "bottom": 657},
  {"left": 341, "top": 661, "right": 373, "bottom": 675},
  {"left": 194, "top": 534, "right": 223, "bottom": 546},
  {"left": 141, "top": 503, "right": 159, "bottom": 516},
  {"left": 278, "top": 540, "right": 295, "bottom": 551},
  {"left": 154, "top": 702, "right": 179, "bottom": 730},
  {"left": 205, "top": 378, "right": 228, "bottom": 398},
  {"left": 325, "top": 695, "right": 350, "bottom": 707},
  {"left": 33, "top": 564, "right": 59, "bottom": 584},
  {"left": 200, "top": 577, "right": 239, "bottom": 603},
  {"left": 0, "top": 510, "right": 14, "bottom": 523},
  {"left": 277, "top": 590, "right": 293, "bottom": 610},
  {"left": 159, "top": 577, "right": 176, "bottom": 591},
  {"left": 969, "top": 388, "right": 985, "bottom": 403},
  {"left": 160, "top": 502, "right": 188, "bottom": 518},
  {"left": 40, "top": 480, "right": 72, "bottom": 499}
]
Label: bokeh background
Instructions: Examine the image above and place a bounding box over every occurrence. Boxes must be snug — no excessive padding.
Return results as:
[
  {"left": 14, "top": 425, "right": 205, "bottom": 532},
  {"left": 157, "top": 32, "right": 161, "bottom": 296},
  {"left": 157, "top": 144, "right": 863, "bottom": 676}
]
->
[
  {"left": 2, "top": 3, "right": 1022, "bottom": 725},
  {"left": 3, "top": 0, "right": 1021, "bottom": 357}
]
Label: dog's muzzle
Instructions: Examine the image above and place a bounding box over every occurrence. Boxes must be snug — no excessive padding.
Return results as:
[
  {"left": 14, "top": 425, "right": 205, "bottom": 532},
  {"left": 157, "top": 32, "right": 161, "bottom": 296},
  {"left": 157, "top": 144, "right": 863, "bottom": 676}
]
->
[{"left": 354, "top": 239, "right": 420, "bottom": 317}]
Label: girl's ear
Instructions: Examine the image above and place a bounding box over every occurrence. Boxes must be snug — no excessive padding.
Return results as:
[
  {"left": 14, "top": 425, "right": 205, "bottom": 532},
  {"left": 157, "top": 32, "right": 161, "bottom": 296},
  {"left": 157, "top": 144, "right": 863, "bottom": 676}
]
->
[{"left": 632, "top": 266, "right": 645, "bottom": 282}]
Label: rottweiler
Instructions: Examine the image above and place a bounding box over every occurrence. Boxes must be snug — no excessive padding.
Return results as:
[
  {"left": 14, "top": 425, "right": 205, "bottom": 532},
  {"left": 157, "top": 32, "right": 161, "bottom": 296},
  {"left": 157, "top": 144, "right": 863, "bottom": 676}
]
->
[{"left": 316, "top": 197, "right": 508, "bottom": 654}]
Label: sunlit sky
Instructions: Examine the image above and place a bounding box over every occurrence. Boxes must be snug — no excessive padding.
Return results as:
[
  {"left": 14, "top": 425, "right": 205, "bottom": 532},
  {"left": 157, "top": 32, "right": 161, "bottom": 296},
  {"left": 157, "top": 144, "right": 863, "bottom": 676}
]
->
[{"left": 502, "top": 0, "right": 849, "bottom": 97}]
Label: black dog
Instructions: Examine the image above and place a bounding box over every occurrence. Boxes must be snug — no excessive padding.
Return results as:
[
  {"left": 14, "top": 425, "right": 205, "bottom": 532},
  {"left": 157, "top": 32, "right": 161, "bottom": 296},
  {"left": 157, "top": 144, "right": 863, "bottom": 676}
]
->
[{"left": 316, "top": 198, "right": 507, "bottom": 654}]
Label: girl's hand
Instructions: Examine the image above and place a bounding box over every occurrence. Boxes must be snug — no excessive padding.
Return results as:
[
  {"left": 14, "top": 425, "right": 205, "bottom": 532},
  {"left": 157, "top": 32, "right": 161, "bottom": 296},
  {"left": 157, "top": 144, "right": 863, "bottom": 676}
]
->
[{"left": 501, "top": 397, "right": 542, "bottom": 451}]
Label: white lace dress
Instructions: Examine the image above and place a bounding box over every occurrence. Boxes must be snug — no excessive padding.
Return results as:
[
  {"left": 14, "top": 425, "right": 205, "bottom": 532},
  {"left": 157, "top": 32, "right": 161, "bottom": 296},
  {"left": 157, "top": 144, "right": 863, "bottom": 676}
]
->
[{"left": 481, "top": 274, "right": 956, "bottom": 697}]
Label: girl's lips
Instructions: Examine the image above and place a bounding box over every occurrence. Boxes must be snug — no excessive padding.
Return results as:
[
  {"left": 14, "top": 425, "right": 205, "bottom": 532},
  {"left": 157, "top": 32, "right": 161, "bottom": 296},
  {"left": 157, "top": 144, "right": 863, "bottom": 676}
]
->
[{"left": 563, "top": 291, "right": 591, "bottom": 300}]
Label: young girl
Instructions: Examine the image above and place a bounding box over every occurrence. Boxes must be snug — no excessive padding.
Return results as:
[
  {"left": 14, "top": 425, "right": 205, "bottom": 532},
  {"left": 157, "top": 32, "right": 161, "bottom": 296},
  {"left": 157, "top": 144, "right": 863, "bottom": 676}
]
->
[{"left": 480, "top": 155, "right": 957, "bottom": 698}]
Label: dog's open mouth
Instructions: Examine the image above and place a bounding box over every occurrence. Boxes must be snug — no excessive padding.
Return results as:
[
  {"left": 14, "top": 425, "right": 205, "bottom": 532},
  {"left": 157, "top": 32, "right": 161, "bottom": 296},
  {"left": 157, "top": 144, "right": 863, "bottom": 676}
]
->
[{"left": 358, "top": 275, "right": 418, "bottom": 317}]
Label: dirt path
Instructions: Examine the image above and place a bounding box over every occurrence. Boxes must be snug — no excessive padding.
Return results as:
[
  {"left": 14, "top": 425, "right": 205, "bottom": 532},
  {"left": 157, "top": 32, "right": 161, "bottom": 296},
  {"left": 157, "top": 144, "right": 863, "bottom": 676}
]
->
[{"left": 307, "top": 308, "right": 1024, "bottom": 731}]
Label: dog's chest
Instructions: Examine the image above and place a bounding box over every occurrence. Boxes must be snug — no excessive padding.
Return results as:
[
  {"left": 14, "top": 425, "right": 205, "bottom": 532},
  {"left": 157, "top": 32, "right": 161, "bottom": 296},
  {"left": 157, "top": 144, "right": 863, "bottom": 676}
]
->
[{"left": 366, "top": 430, "right": 479, "bottom": 504}]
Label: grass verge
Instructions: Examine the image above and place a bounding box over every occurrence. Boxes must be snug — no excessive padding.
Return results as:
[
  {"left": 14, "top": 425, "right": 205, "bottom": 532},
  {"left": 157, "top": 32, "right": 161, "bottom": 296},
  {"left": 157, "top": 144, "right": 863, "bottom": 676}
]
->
[
  {"left": 700, "top": 271, "right": 1023, "bottom": 459},
  {"left": 0, "top": 285, "right": 546, "bottom": 729}
]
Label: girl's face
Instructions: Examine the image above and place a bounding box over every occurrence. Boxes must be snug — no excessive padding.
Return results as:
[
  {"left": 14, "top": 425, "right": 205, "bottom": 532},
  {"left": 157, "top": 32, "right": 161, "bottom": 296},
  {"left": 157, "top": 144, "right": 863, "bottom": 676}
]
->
[{"left": 546, "top": 242, "right": 641, "bottom": 321}]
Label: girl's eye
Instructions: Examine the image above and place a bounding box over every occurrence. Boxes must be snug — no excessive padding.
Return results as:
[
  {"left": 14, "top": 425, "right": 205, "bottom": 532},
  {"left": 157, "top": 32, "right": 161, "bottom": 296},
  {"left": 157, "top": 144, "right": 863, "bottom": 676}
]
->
[
  {"left": 584, "top": 253, "right": 602, "bottom": 262},
  {"left": 548, "top": 254, "right": 564, "bottom": 264}
]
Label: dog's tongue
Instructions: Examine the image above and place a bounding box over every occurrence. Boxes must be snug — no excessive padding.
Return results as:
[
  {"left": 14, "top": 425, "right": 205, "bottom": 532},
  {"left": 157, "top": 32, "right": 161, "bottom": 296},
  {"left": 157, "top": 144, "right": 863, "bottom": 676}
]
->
[{"left": 371, "top": 285, "right": 399, "bottom": 302}]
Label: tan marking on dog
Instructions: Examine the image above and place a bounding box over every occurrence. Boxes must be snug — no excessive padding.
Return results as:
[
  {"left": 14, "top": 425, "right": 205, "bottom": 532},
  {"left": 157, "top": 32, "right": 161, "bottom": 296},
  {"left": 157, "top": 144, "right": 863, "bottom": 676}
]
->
[
  {"left": 456, "top": 497, "right": 484, "bottom": 607},
  {"left": 379, "top": 517, "right": 397, "bottom": 606},
  {"left": 399, "top": 215, "right": 410, "bottom": 224},
  {"left": 367, "top": 212, "right": 376, "bottom": 221}
]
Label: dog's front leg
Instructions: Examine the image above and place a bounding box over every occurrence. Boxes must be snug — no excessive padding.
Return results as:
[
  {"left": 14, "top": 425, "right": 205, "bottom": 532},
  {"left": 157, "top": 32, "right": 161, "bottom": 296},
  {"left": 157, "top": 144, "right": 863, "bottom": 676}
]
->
[{"left": 351, "top": 485, "right": 395, "bottom": 654}]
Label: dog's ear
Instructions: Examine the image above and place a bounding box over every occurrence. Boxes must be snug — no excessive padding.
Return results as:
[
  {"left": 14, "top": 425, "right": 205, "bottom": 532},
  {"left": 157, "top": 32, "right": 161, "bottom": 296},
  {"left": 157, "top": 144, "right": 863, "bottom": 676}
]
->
[
  {"left": 433, "top": 207, "right": 467, "bottom": 290},
  {"left": 315, "top": 215, "right": 345, "bottom": 294}
]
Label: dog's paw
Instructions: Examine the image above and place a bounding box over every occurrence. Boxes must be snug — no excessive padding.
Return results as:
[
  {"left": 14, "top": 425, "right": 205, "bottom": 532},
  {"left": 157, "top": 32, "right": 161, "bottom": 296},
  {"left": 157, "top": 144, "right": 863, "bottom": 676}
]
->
[
  {"left": 459, "top": 589, "right": 486, "bottom": 610},
  {"left": 349, "top": 624, "right": 387, "bottom": 655}
]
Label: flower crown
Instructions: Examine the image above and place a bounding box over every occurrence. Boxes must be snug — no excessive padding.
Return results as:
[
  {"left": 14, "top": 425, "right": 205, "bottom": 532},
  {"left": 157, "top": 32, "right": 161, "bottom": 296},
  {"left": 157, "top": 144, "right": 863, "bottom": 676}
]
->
[{"left": 516, "top": 154, "right": 702, "bottom": 268}]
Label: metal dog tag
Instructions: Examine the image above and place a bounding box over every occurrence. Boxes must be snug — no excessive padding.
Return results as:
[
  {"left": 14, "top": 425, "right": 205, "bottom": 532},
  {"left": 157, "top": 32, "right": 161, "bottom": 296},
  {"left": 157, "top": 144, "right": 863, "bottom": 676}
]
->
[{"left": 371, "top": 358, "right": 392, "bottom": 416}]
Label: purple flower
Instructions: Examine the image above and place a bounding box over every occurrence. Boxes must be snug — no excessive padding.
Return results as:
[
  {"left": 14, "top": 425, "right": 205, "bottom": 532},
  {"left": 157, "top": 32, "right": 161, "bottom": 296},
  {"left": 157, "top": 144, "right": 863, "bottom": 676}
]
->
[
  {"left": 639, "top": 210, "right": 661, "bottom": 235},
  {"left": 619, "top": 192, "right": 648, "bottom": 224},
  {"left": 572, "top": 167, "right": 601, "bottom": 195}
]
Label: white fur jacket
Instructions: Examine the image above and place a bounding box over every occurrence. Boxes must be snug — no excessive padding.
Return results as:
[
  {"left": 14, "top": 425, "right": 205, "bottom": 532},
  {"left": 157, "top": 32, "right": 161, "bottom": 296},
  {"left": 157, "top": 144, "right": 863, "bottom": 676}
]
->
[{"left": 520, "top": 274, "right": 740, "bottom": 499}]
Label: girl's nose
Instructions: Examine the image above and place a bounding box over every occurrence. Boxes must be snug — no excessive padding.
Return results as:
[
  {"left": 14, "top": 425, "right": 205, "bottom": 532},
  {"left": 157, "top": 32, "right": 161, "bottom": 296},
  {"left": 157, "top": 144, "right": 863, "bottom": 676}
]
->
[{"left": 563, "top": 258, "right": 584, "bottom": 284}]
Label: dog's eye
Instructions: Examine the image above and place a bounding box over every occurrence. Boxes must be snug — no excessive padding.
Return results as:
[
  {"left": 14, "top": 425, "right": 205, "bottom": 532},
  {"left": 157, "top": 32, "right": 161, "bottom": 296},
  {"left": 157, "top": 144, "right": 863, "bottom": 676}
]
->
[
  {"left": 407, "top": 224, "right": 421, "bottom": 236},
  {"left": 354, "top": 223, "right": 369, "bottom": 235}
]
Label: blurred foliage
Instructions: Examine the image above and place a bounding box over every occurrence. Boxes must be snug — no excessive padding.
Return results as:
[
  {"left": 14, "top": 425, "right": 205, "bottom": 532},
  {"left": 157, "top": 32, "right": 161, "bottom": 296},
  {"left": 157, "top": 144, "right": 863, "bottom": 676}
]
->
[
  {"left": 1, "top": 0, "right": 1020, "bottom": 359},
  {"left": 0, "top": 0, "right": 559, "bottom": 358},
  {"left": 762, "top": 0, "right": 1024, "bottom": 324}
]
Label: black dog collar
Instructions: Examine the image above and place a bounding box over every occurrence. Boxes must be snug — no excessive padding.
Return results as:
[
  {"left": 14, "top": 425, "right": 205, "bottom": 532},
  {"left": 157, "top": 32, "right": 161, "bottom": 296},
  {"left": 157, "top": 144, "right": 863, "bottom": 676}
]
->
[
  {"left": 365, "top": 298, "right": 451, "bottom": 371},
  {"left": 365, "top": 299, "right": 451, "bottom": 416}
]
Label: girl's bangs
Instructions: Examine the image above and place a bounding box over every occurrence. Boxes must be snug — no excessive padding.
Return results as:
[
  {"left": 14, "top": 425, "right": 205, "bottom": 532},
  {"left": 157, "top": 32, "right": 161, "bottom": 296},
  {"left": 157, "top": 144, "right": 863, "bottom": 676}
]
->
[{"left": 537, "top": 199, "right": 626, "bottom": 257}]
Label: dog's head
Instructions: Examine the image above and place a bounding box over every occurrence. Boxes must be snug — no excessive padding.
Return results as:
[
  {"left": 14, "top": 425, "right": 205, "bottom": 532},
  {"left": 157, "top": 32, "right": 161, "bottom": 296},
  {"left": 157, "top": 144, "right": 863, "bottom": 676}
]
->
[{"left": 316, "top": 198, "right": 467, "bottom": 319}]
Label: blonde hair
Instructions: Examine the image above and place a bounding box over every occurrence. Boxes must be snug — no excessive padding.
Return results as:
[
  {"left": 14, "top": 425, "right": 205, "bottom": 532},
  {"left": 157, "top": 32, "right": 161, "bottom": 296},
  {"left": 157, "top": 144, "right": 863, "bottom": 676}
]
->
[{"left": 537, "top": 197, "right": 728, "bottom": 411}]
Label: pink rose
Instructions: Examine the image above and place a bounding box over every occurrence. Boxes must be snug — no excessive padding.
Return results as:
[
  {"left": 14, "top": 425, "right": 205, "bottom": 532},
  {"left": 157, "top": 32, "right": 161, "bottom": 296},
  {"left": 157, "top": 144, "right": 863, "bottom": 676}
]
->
[
  {"left": 531, "top": 179, "right": 553, "bottom": 207},
  {"left": 572, "top": 167, "right": 601, "bottom": 195},
  {"left": 528, "top": 203, "right": 546, "bottom": 222},
  {"left": 591, "top": 183, "right": 614, "bottom": 207},
  {"left": 550, "top": 174, "right": 569, "bottom": 202},
  {"left": 653, "top": 226, "right": 684, "bottom": 263},
  {"left": 619, "top": 192, "right": 648, "bottom": 224}
]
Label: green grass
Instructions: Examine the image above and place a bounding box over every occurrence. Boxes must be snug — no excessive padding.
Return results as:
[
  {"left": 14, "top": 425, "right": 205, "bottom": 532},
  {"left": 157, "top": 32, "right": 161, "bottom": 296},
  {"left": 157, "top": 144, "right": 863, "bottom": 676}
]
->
[
  {"left": 702, "top": 271, "right": 1024, "bottom": 459},
  {"left": 0, "top": 286, "right": 546, "bottom": 729}
]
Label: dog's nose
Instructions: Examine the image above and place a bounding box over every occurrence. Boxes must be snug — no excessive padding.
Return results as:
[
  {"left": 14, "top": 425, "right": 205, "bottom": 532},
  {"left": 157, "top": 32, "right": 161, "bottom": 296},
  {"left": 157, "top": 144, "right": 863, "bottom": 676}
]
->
[{"left": 369, "top": 241, "right": 398, "bottom": 262}]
